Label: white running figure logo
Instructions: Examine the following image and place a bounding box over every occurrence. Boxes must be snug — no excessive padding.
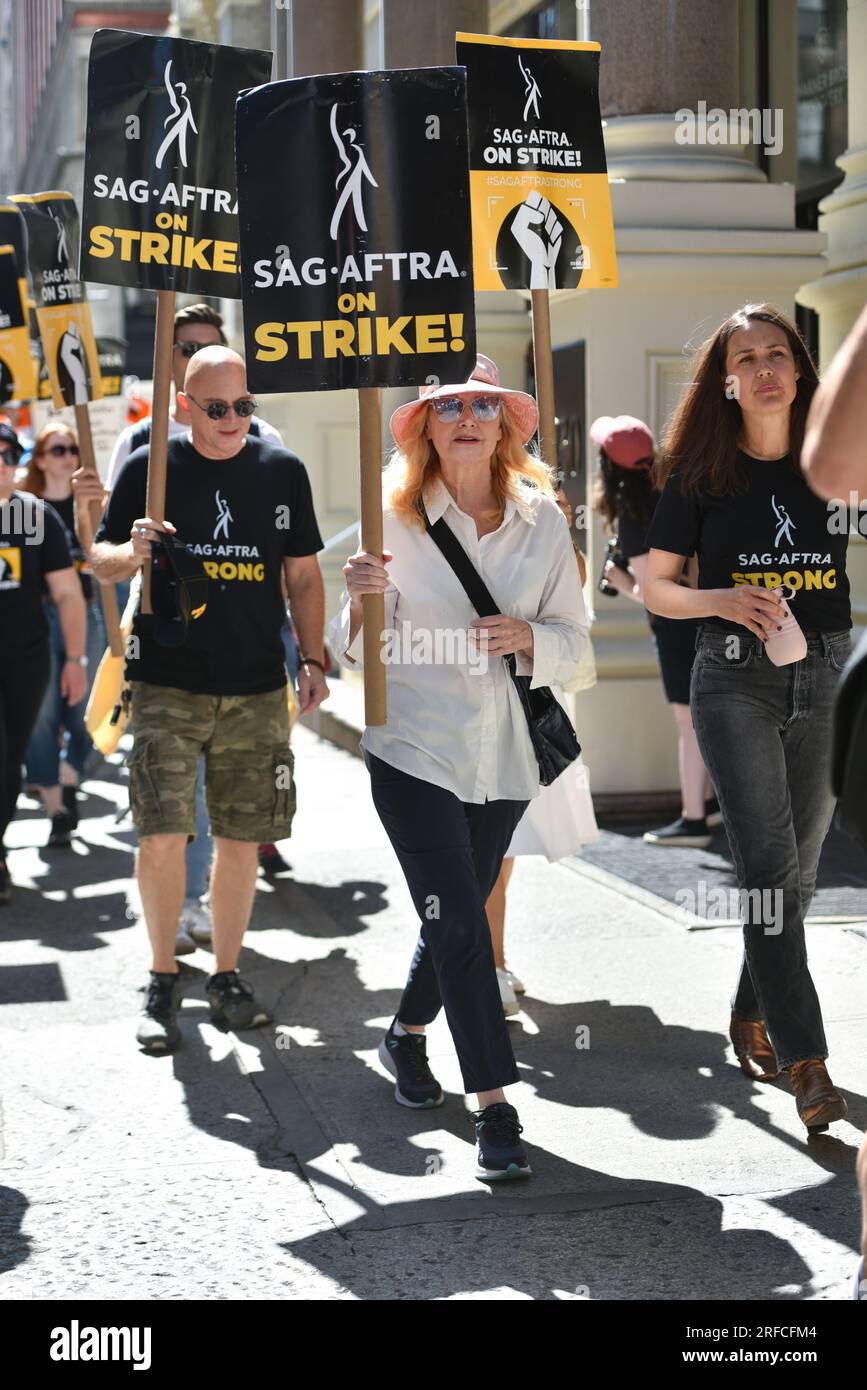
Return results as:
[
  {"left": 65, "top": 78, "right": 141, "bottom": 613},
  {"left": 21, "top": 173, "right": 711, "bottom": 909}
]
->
[
  {"left": 214, "top": 489, "right": 233, "bottom": 541},
  {"left": 519, "top": 55, "right": 541, "bottom": 121},
  {"left": 329, "top": 103, "right": 378, "bottom": 242},
  {"left": 772, "top": 495, "right": 796, "bottom": 547},
  {"left": 52, "top": 213, "right": 68, "bottom": 267},
  {"left": 155, "top": 60, "right": 197, "bottom": 170},
  {"left": 58, "top": 321, "right": 88, "bottom": 405}
]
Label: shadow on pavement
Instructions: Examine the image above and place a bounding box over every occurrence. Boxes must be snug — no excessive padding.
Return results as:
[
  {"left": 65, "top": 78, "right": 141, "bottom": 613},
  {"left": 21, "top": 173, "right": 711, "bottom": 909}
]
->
[
  {"left": 158, "top": 945, "right": 863, "bottom": 1299},
  {"left": 0, "top": 1187, "right": 31, "bottom": 1275}
]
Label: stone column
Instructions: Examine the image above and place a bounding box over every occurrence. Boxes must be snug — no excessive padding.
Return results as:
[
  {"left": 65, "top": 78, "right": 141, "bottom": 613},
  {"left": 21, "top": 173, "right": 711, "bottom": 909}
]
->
[
  {"left": 797, "top": 0, "right": 867, "bottom": 364},
  {"left": 797, "top": 0, "right": 867, "bottom": 627},
  {"left": 288, "top": 0, "right": 364, "bottom": 77},
  {"left": 593, "top": 0, "right": 762, "bottom": 182},
  {"left": 381, "top": 0, "right": 488, "bottom": 67}
]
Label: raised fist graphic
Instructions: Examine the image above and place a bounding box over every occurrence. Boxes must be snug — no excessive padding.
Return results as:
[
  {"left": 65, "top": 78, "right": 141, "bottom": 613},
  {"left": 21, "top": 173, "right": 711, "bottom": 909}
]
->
[{"left": 510, "top": 191, "right": 563, "bottom": 290}]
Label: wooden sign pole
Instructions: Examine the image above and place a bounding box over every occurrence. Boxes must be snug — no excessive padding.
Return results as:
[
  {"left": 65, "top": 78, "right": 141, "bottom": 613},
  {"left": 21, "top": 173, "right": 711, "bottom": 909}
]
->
[
  {"left": 358, "top": 386, "right": 386, "bottom": 726},
  {"left": 531, "top": 287, "right": 557, "bottom": 472},
  {"left": 73, "top": 401, "right": 123, "bottom": 657},
  {"left": 141, "top": 288, "right": 176, "bottom": 614}
]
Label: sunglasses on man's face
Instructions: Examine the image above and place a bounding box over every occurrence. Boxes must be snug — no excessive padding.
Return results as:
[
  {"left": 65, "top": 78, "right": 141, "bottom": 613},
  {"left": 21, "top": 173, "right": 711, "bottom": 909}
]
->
[
  {"left": 0, "top": 448, "right": 17, "bottom": 467},
  {"left": 185, "top": 393, "right": 257, "bottom": 422},
  {"left": 430, "top": 395, "right": 502, "bottom": 423},
  {"left": 46, "top": 443, "right": 80, "bottom": 458},
  {"left": 173, "top": 340, "right": 212, "bottom": 358}
]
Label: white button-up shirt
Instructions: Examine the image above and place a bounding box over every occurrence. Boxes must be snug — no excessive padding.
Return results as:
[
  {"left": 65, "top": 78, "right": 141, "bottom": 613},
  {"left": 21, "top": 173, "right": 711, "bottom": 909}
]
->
[{"left": 329, "top": 476, "right": 588, "bottom": 804}]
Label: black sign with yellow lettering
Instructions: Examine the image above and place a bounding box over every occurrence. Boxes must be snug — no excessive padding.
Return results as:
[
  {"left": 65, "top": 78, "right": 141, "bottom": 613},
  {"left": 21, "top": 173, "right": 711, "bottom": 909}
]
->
[
  {"left": 0, "top": 199, "right": 29, "bottom": 293},
  {"left": 96, "top": 337, "right": 127, "bottom": 396},
  {"left": 81, "top": 28, "right": 272, "bottom": 298},
  {"left": 0, "top": 245, "right": 35, "bottom": 404},
  {"left": 236, "top": 68, "right": 477, "bottom": 392},
  {"left": 12, "top": 192, "right": 103, "bottom": 408},
  {"left": 456, "top": 32, "right": 617, "bottom": 291}
]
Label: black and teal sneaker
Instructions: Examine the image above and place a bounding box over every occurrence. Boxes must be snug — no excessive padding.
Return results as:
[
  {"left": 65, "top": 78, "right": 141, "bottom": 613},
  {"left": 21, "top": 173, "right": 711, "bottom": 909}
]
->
[
  {"left": 206, "top": 970, "right": 271, "bottom": 1031},
  {"left": 471, "top": 1102, "right": 532, "bottom": 1181},
  {"left": 379, "top": 1021, "right": 444, "bottom": 1109}
]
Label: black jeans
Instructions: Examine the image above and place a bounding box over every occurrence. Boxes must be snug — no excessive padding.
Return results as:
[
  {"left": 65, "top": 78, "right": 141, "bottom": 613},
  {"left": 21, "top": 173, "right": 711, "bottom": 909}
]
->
[
  {"left": 690, "top": 626, "right": 851, "bottom": 1068},
  {"left": 0, "top": 638, "right": 51, "bottom": 848},
  {"left": 366, "top": 751, "right": 528, "bottom": 1094}
]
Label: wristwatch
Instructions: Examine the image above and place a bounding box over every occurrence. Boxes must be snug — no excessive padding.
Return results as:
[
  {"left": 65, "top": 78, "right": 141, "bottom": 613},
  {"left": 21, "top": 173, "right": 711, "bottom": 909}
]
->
[{"left": 66, "top": 655, "right": 89, "bottom": 668}]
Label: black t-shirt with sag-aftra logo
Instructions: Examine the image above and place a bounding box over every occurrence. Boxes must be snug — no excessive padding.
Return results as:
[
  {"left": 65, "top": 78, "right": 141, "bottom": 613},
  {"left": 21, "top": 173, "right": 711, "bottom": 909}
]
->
[
  {"left": 0, "top": 492, "right": 73, "bottom": 652},
  {"left": 96, "top": 436, "right": 323, "bottom": 695},
  {"left": 645, "top": 451, "right": 851, "bottom": 635}
]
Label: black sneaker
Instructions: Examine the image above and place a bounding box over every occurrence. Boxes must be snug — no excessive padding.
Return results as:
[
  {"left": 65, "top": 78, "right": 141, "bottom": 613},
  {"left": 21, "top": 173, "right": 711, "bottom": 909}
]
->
[
  {"left": 62, "top": 784, "right": 80, "bottom": 829},
  {"left": 47, "top": 810, "right": 76, "bottom": 848},
  {"left": 206, "top": 970, "right": 271, "bottom": 1031},
  {"left": 471, "top": 1102, "right": 532, "bottom": 1181},
  {"left": 258, "top": 842, "right": 291, "bottom": 875},
  {"left": 378, "top": 1021, "right": 444, "bottom": 1108},
  {"left": 643, "top": 816, "right": 711, "bottom": 849},
  {"left": 705, "top": 797, "right": 722, "bottom": 828},
  {"left": 0, "top": 858, "right": 10, "bottom": 906},
  {"left": 136, "top": 972, "right": 183, "bottom": 1053}
]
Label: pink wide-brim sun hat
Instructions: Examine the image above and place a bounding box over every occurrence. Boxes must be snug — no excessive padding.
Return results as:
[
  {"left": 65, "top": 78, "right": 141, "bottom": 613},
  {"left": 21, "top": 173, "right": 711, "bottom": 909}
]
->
[{"left": 389, "top": 354, "right": 539, "bottom": 451}]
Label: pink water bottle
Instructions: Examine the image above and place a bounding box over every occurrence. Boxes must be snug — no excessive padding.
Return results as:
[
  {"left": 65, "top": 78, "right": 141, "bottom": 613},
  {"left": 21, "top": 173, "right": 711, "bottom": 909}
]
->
[{"left": 764, "top": 586, "right": 807, "bottom": 666}]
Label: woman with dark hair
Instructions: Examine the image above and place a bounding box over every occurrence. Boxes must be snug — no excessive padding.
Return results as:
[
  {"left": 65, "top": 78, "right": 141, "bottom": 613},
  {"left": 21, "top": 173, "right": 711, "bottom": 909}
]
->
[
  {"left": 592, "top": 415, "right": 718, "bottom": 847},
  {"left": 644, "top": 303, "right": 852, "bottom": 1134},
  {"left": 21, "top": 422, "right": 105, "bottom": 846}
]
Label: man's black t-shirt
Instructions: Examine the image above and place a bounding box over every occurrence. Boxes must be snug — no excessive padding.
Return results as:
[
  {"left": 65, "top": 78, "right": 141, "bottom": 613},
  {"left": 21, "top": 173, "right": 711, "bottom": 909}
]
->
[
  {"left": 95, "top": 436, "right": 324, "bottom": 695},
  {"left": 0, "top": 491, "right": 73, "bottom": 652},
  {"left": 645, "top": 452, "right": 851, "bottom": 635}
]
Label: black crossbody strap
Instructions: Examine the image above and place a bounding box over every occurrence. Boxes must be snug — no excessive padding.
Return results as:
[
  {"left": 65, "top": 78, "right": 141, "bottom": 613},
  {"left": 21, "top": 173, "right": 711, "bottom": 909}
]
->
[{"left": 421, "top": 503, "right": 501, "bottom": 618}]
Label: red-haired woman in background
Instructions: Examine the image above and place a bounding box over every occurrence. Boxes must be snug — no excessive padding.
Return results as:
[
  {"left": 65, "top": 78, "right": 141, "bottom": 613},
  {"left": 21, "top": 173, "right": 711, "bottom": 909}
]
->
[{"left": 21, "top": 422, "right": 105, "bottom": 846}]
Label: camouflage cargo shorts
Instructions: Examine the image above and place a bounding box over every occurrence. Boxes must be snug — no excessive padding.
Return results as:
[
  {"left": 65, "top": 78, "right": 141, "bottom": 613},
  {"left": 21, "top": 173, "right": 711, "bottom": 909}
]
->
[{"left": 127, "top": 681, "right": 296, "bottom": 842}]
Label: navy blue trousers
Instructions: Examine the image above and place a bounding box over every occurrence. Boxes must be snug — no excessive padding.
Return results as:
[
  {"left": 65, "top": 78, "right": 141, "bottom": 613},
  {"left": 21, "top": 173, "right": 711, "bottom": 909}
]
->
[{"left": 367, "top": 751, "right": 528, "bottom": 1094}]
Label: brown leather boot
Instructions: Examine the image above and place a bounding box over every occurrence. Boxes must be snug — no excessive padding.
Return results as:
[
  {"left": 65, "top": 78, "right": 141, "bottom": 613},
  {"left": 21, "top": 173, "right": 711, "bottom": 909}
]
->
[
  {"left": 729, "top": 1015, "right": 780, "bottom": 1081},
  {"left": 789, "top": 1059, "right": 848, "bottom": 1133}
]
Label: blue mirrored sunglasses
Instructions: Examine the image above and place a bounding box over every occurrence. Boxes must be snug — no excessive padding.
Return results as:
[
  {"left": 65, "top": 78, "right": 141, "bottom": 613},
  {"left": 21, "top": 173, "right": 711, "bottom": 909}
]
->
[{"left": 430, "top": 395, "right": 502, "bottom": 423}]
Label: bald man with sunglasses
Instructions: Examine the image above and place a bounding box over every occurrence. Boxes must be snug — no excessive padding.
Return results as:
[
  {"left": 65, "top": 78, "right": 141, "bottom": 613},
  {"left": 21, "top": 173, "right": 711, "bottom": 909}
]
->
[
  {"left": 89, "top": 347, "right": 328, "bottom": 1053},
  {"left": 105, "top": 302, "right": 282, "bottom": 490}
]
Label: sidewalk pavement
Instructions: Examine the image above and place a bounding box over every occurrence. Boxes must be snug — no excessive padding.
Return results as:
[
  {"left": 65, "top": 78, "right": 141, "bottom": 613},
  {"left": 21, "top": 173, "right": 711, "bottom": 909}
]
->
[{"left": 1, "top": 725, "right": 865, "bottom": 1301}]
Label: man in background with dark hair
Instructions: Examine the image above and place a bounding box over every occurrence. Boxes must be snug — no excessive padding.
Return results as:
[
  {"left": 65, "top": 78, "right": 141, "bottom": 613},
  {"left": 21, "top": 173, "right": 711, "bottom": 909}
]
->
[{"left": 106, "top": 303, "right": 283, "bottom": 489}]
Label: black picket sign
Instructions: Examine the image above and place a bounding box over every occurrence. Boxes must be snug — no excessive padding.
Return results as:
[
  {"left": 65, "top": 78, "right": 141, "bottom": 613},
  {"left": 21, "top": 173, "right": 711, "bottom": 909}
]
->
[
  {"left": 12, "top": 192, "right": 103, "bottom": 408},
  {"left": 81, "top": 28, "right": 272, "bottom": 298},
  {"left": 0, "top": 198, "right": 29, "bottom": 280},
  {"left": 236, "top": 67, "right": 477, "bottom": 393},
  {"left": 456, "top": 34, "right": 617, "bottom": 292}
]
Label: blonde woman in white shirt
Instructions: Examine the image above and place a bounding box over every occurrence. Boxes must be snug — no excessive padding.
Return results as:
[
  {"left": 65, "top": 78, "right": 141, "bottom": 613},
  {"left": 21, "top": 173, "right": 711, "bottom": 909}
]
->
[{"left": 332, "top": 356, "right": 586, "bottom": 1181}]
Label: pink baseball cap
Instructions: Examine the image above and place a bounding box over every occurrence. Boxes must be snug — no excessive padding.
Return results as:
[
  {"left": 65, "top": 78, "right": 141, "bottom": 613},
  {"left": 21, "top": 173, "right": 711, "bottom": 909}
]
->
[
  {"left": 389, "top": 354, "right": 538, "bottom": 451},
  {"left": 590, "top": 414, "right": 655, "bottom": 470}
]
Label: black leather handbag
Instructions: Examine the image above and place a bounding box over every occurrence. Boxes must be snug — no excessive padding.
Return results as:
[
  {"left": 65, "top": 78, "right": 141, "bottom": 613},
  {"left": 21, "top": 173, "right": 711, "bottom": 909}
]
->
[
  {"left": 832, "top": 627, "right": 867, "bottom": 851},
  {"left": 422, "top": 505, "right": 581, "bottom": 786}
]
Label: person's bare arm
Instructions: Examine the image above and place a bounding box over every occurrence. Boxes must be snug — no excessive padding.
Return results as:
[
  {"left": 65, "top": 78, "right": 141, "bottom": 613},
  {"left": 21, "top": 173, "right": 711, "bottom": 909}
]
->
[
  {"left": 645, "top": 549, "right": 784, "bottom": 639},
  {"left": 90, "top": 515, "right": 175, "bottom": 586},
  {"left": 44, "top": 568, "right": 88, "bottom": 705},
  {"left": 604, "top": 552, "right": 649, "bottom": 602},
  {"left": 803, "top": 300, "right": 867, "bottom": 502},
  {"left": 284, "top": 553, "right": 328, "bottom": 713}
]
